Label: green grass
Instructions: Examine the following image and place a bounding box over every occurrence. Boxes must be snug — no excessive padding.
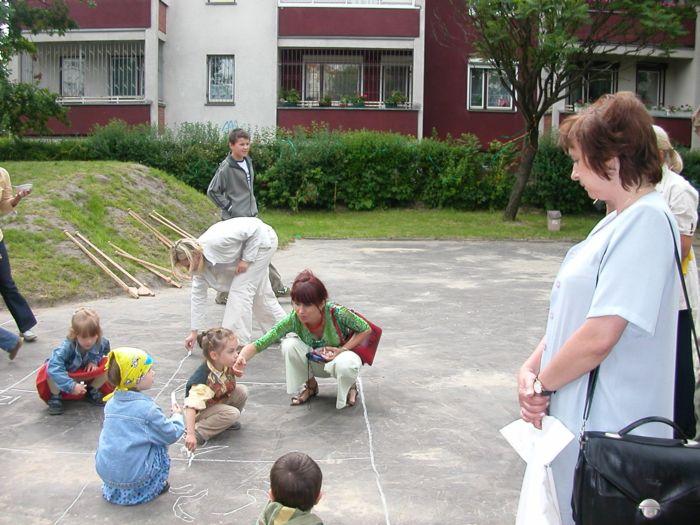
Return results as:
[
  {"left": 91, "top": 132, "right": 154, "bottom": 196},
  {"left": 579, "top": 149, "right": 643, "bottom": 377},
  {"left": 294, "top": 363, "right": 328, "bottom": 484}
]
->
[
  {"left": 262, "top": 208, "right": 599, "bottom": 245},
  {"left": 0, "top": 161, "right": 600, "bottom": 305}
]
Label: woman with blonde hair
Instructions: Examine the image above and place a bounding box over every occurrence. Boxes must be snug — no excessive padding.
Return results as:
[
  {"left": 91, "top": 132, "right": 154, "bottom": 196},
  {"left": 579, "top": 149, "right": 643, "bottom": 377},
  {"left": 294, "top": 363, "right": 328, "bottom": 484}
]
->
[
  {"left": 170, "top": 217, "right": 286, "bottom": 351},
  {"left": 654, "top": 123, "right": 699, "bottom": 438}
]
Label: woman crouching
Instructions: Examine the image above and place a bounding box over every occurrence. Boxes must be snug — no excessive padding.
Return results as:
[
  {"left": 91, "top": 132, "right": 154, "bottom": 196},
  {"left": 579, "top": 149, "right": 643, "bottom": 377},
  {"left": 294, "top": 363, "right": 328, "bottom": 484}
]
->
[{"left": 236, "top": 270, "right": 371, "bottom": 408}]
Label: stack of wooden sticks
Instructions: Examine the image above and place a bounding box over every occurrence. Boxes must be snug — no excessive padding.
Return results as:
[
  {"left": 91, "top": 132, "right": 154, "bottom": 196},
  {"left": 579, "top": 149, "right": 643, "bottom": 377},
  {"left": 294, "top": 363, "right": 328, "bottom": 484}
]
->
[{"left": 64, "top": 210, "right": 193, "bottom": 298}]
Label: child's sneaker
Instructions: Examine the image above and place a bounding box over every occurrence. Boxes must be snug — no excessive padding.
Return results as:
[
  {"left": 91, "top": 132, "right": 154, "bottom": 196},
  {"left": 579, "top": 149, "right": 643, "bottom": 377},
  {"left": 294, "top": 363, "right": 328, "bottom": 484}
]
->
[
  {"left": 47, "top": 395, "right": 63, "bottom": 415},
  {"left": 86, "top": 387, "right": 105, "bottom": 407}
]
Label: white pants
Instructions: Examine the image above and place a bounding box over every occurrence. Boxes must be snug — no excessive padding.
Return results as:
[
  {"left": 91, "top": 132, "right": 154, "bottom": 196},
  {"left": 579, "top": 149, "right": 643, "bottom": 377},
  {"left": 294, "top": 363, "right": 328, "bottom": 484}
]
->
[
  {"left": 221, "top": 236, "right": 285, "bottom": 344},
  {"left": 282, "top": 336, "right": 362, "bottom": 409}
]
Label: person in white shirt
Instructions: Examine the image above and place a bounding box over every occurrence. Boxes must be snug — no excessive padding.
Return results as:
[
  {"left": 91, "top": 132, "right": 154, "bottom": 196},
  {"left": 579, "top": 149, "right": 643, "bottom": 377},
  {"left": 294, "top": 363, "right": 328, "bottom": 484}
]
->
[
  {"left": 654, "top": 124, "right": 700, "bottom": 439},
  {"left": 170, "top": 217, "right": 286, "bottom": 350}
]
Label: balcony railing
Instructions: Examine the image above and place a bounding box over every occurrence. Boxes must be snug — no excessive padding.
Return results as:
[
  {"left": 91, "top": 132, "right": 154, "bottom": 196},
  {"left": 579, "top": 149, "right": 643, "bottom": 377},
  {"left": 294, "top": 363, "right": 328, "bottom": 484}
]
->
[
  {"left": 279, "top": 48, "right": 413, "bottom": 109},
  {"left": 19, "top": 41, "right": 146, "bottom": 103},
  {"left": 279, "top": 0, "right": 416, "bottom": 7}
]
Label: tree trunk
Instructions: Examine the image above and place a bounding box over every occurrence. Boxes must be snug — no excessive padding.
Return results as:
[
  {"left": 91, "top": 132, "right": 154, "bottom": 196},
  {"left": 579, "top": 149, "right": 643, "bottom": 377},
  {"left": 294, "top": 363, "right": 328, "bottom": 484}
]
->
[{"left": 503, "top": 126, "right": 539, "bottom": 221}]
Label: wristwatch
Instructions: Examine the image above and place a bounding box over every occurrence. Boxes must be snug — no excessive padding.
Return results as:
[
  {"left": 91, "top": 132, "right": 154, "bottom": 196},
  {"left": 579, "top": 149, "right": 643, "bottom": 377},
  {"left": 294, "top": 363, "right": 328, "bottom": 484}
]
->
[{"left": 533, "top": 376, "right": 556, "bottom": 396}]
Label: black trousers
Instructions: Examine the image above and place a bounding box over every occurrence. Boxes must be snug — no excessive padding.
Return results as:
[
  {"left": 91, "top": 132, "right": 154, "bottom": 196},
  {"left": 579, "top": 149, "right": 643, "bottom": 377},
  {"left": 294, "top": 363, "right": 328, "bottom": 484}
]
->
[
  {"left": 0, "top": 240, "right": 36, "bottom": 333},
  {"left": 674, "top": 309, "right": 696, "bottom": 438}
]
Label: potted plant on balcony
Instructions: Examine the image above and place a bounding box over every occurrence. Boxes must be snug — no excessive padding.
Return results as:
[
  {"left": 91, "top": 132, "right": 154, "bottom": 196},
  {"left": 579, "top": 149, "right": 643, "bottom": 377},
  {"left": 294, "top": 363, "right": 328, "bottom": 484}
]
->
[
  {"left": 319, "top": 95, "right": 332, "bottom": 107},
  {"left": 339, "top": 95, "right": 351, "bottom": 108},
  {"left": 351, "top": 93, "right": 367, "bottom": 108},
  {"left": 385, "top": 90, "right": 407, "bottom": 108},
  {"left": 280, "top": 88, "right": 300, "bottom": 107}
]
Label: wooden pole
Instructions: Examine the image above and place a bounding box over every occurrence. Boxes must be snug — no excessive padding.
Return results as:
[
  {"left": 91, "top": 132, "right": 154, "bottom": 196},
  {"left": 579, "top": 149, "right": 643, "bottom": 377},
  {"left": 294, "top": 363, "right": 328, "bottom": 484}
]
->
[
  {"left": 64, "top": 231, "right": 139, "bottom": 299},
  {"left": 75, "top": 232, "right": 154, "bottom": 296},
  {"left": 108, "top": 242, "right": 182, "bottom": 288},
  {"left": 149, "top": 210, "right": 193, "bottom": 238},
  {"left": 127, "top": 209, "right": 173, "bottom": 248}
]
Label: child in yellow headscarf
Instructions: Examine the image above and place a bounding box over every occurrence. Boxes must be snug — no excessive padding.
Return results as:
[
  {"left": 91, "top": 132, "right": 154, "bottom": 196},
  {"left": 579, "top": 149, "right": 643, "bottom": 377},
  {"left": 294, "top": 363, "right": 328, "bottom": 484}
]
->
[{"left": 95, "top": 347, "right": 184, "bottom": 505}]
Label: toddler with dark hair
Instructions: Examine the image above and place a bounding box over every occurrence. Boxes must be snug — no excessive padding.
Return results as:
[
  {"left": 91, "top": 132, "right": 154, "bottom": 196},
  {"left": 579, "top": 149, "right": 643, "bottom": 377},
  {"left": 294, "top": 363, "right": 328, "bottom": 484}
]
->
[{"left": 258, "top": 452, "right": 324, "bottom": 525}]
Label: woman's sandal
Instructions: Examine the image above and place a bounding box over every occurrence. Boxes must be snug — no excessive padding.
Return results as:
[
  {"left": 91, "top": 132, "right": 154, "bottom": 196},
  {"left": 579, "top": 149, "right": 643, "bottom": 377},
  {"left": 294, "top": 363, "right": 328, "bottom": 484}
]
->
[
  {"left": 291, "top": 381, "right": 319, "bottom": 406},
  {"left": 346, "top": 383, "right": 358, "bottom": 407}
]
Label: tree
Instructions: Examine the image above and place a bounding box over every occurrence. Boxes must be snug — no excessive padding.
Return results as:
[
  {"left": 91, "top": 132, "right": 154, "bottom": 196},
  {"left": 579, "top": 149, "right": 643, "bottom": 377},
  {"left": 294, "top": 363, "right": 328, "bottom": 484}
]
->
[
  {"left": 0, "top": 1, "right": 85, "bottom": 136},
  {"left": 453, "top": 0, "right": 699, "bottom": 220}
]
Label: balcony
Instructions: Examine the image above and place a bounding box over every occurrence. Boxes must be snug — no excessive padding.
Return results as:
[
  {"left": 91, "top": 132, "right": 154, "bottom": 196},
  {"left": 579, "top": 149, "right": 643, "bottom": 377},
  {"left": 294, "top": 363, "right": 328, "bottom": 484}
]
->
[
  {"left": 279, "top": 49, "right": 414, "bottom": 108},
  {"left": 279, "top": 0, "right": 416, "bottom": 7},
  {"left": 278, "top": 48, "right": 418, "bottom": 135},
  {"left": 19, "top": 42, "right": 147, "bottom": 104},
  {"left": 278, "top": 1, "right": 420, "bottom": 38},
  {"left": 47, "top": 0, "right": 151, "bottom": 30}
]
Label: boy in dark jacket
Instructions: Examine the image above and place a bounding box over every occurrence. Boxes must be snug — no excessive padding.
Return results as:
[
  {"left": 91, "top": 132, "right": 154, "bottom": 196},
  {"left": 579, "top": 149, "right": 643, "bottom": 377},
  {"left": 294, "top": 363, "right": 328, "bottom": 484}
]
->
[{"left": 207, "top": 128, "right": 287, "bottom": 300}]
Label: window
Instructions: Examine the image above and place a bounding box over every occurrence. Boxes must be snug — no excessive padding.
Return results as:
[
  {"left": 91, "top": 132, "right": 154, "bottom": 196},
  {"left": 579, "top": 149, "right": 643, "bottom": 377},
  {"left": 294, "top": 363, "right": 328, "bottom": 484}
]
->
[
  {"left": 636, "top": 64, "right": 665, "bottom": 108},
  {"left": 207, "top": 55, "right": 235, "bottom": 103},
  {"left": 111, "top": 56, "right": 144, "bottom": 97},
  {"left": 381, "top": 55, "right": 412, "bottom": 104},
  {"left": 303, "top": 55, "right": 362, "bottom": 101},
  {"left": 60, "top": 56, "right": 84, "bottom": 97},
  {"left": 567, "top": 64, "right": 618, "bottom": 106},
  {"left": 467, "top": 61, "right": 513, "bottom": 110}
]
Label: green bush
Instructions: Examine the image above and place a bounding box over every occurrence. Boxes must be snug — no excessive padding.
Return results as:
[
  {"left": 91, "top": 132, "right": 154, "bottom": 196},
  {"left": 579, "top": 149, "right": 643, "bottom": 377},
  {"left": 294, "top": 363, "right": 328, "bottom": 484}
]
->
[
  {"left": 524, "top": 134, "right": 595, "bottom": 213},
  {"left": 679, "top": 148, "right": 700, "bottom": 187},
  {"left": 3, "top": 120, "right": 659, "bottom": 212}
]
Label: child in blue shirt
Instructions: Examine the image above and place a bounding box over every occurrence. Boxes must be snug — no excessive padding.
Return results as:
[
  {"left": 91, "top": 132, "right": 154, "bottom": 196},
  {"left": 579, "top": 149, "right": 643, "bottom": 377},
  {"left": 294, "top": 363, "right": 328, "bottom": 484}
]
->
[
  {"left": 46, "top": 307, "right": 110, "bottom": 415},
  {"left": 96, "top": 347, "right": 184, "bottom": 505}
]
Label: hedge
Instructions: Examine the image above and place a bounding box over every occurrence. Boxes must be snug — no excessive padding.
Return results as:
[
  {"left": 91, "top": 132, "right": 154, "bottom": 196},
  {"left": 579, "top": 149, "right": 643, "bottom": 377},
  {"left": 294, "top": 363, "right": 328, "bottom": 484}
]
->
[{"left": 1, "top": 121, "right": 696, "bottom": 213}]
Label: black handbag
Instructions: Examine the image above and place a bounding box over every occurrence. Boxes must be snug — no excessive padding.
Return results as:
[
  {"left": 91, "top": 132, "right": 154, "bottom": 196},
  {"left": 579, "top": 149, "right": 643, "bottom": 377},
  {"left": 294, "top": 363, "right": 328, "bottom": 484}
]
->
[{"left": 572, "top": 214, "right": 700, "bottom": 525}]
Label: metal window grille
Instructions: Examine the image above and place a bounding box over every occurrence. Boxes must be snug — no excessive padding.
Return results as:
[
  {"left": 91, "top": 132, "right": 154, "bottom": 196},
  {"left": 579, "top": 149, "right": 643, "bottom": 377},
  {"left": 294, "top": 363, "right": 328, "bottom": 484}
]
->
[
  {"left": 207, "top": 55, "right": 235, "bottom": 103},
  {"left": 279, "top": 48, "right": 413, "bottom": 108},
  {"left": 19, "top": 41, "right": 145, "bottom": 103}
]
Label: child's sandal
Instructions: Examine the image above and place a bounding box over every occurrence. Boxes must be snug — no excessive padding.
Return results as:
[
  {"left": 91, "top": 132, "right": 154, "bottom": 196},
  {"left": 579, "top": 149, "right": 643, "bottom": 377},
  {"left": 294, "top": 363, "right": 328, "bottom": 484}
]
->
[{"left": 291, "top": 381, "right": 318, "bottom": 406}]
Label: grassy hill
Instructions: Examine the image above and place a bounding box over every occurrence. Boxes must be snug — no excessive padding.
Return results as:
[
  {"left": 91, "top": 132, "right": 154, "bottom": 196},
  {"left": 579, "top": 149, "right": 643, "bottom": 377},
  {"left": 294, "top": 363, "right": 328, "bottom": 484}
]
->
[
  {"left": 0, "top": 160, "right": 599, "bottom": 306},
  {"left": 1, "top": 161, "right": 220, "bottom": 305}
]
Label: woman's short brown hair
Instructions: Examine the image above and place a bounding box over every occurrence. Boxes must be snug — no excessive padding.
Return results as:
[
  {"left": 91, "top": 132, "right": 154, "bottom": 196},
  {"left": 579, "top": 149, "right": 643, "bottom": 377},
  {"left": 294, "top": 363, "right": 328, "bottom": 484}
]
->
[
  {"left": 558, "top": 91, "right": 661, "bottom": 189},
  {"left": 68, "top": 307, "right": 102, "bottom": 340}
]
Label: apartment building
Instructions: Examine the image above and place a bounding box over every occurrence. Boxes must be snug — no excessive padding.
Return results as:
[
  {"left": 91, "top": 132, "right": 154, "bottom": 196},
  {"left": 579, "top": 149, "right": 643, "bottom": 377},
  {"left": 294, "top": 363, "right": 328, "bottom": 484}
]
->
[{"left": 10, "top": 1, "right": 700, "bottom": 148}]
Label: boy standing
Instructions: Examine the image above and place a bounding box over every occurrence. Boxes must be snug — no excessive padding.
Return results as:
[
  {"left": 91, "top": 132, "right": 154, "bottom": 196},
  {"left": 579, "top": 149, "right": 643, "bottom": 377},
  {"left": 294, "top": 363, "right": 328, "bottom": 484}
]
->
[
  {"left": 207, "top": 129, "right": 287, "bottom": 301},
  {"left": 258, "top": 452, "right": 324, "bottom": 525}
]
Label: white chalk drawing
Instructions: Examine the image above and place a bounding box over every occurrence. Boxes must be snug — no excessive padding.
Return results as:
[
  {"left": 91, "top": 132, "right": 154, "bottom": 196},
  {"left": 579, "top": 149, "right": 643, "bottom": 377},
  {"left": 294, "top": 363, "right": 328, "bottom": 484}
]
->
[
  {"left": 54, "top": 483, "right": 88, "bottom": 524},
  {"left": 0, "top": 394, "right": 20, "bottom": 405},
  {"left": 212, "top": 488, "right": 268, "bottom": 517},
  {"left": 154, "top": 352, "right": 191, "bottom": 401},
  {"left": 0, "top": 365, "right": 42, "bottom": 397},
  {"left": 358, "top": 376, "right": 392, "bottom": 525},
  {"left": 221, "top": 120, "right": 239, "bottom": 134},
  {"left": 171, "top": 485, "right": 209, "bottom": 523}
]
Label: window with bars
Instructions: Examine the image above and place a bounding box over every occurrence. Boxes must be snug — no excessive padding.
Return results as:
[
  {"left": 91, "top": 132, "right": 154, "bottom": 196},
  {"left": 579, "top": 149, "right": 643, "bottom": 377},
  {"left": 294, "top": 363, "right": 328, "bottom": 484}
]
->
[
  {"left": 60, "top": 56, "right": 84, "bottom": 97},
  {"left": 20, "top": 41, "right": 145, "bottom": 102},
  {"left": 111, "top": 56, "right": 144, "bottom": 97},
  {"left": 467, "top": 61, "right": 514, "bottom": 111},
  {"left": 279, "top": 48, "right": 412, "bottom": 107},
  {"left": 566, "top": 64, "right": 619, "bottom": 107},
  {"left": 636, "top": 64, "right": 665, "bottom": 108},
  {"left": 207, "top": 55, "right": 235, "bottom": 103}
]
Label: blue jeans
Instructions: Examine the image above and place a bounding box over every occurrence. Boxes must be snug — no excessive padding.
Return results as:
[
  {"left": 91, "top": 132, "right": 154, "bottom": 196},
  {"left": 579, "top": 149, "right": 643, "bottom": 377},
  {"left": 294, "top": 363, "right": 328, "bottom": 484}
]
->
[
  {"left": 0, "top": 240, "right": 36, "bottom": 333},
  {"left": 0, "top": 326, "right": 20, "bottom": 353}
]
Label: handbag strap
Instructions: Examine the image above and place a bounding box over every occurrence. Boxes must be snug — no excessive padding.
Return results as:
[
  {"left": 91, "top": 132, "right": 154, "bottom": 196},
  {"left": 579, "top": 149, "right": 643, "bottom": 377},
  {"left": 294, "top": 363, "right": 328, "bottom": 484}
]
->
[
  {"left": 580, "top": 213, "right": 698, "bottom": 435},
  {"left": 328, "top": 305, "right": 347, "bottom": 346}
]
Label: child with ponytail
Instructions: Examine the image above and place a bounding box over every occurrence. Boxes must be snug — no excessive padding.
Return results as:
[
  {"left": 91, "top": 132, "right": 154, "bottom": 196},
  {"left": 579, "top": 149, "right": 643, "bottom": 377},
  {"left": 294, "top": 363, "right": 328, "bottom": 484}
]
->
[{"left": 184, "top": 327, "right": 248, "bottom": 452}]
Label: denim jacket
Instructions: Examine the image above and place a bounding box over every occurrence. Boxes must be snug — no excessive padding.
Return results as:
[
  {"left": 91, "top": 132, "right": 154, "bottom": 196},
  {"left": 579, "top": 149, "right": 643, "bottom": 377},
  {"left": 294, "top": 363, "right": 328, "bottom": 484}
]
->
[
  {"left": 47, "top": 337, "right": 111, "bottom": 393},
  {"left": 95, "top": 390, "right": 184, "bottom": 488}
]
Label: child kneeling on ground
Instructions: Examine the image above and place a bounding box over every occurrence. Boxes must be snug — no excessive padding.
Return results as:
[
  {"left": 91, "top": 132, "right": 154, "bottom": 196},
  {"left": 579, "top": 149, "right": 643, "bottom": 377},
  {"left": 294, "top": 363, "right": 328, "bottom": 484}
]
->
[
  {"left": 46, "top": 307, "right": 110, "bottom": 415},
  {"left": 258, "top": 452, "right": 324, "bottom": 525},
  {"left": 95, "top": 347, "right": 184, "bottom": 505},
  {"left": 184, "top": 327, "right": 247, "bottom": 452}
]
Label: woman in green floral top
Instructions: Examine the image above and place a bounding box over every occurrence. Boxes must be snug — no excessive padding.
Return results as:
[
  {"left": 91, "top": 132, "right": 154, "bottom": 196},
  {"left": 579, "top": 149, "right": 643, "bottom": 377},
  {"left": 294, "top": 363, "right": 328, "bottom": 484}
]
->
[{"left": 235, "top": 270, "right": 371, "bottom": 408}]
